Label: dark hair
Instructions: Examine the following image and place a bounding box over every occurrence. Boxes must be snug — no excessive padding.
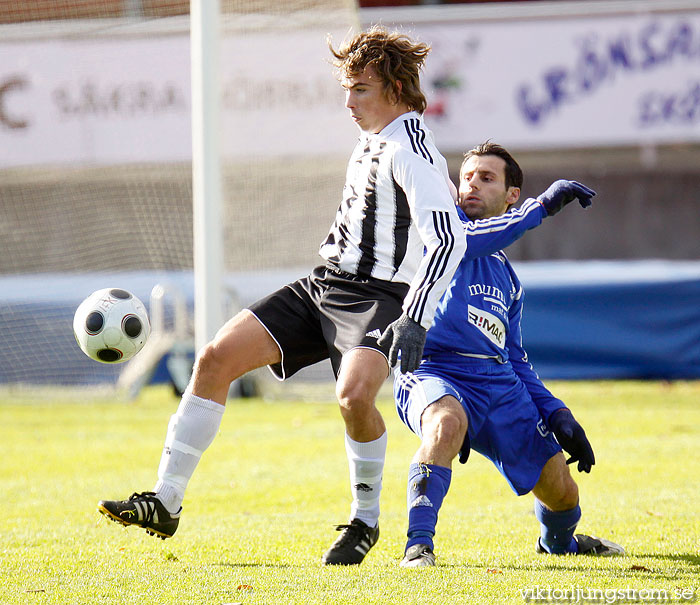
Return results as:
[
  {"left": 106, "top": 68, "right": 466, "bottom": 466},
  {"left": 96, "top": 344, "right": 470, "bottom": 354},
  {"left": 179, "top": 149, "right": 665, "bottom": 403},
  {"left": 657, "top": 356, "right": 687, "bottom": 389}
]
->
[
  {"left": 462, "top": 141, "right": 523, "bottom": 190},
  {"left": 329, "top": 25, "right": 430, "bottom": 113}
]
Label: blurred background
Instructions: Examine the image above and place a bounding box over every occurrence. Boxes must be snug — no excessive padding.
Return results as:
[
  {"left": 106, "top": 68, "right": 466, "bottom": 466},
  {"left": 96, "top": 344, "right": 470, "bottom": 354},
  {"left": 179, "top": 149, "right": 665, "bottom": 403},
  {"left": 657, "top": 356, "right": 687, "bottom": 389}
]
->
[{"left": 1, "top": 0, "right": 698, "bottom": 393}]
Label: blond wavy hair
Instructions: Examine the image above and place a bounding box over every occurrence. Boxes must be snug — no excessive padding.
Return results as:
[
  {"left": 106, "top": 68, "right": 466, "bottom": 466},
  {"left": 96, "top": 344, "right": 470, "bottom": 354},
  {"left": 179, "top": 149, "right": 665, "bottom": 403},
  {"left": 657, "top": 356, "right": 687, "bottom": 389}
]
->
[{"left": 329, "top": 26, "right": 430, "bottom": 114}]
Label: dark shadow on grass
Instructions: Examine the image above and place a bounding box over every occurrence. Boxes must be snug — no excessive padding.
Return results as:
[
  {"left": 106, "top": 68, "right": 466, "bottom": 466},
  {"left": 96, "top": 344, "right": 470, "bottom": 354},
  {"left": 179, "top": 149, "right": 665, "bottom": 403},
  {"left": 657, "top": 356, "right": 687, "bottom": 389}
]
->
[
  {"left": 634, "top": 553, "right": 700, "bottom": 566},
  {"left": 433, "top": 556, "right": 698, "bottom": 582},
  {"left": 435, "top": 562, "right": 609, "bottom": 572},
  {"left": 213, "top": 562, "right": 294, "bottom": 568}
]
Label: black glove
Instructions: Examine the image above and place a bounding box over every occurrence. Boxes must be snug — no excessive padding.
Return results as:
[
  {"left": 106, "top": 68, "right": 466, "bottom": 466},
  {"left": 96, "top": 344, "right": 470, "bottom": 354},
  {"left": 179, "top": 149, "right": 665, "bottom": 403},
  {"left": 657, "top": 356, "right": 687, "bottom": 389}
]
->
[
  {"left": 377, "top": 314, "right": 426, "bottom": 374},
  {"left": 458, "top": 433, "right": 471, "bottom": 464},
  {"left": 548, "top": 408, "right": 595, "bottom": 473},
  {"left": 538, "top": 180, "right": 596, "bottom": 216}
]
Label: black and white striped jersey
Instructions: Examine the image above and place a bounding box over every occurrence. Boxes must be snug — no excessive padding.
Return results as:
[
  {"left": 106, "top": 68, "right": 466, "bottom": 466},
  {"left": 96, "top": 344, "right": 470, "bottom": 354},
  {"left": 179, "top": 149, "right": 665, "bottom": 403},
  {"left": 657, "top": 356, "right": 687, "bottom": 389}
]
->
[{"left": 319, "top": 111, "right": 466, "bottom": 330}]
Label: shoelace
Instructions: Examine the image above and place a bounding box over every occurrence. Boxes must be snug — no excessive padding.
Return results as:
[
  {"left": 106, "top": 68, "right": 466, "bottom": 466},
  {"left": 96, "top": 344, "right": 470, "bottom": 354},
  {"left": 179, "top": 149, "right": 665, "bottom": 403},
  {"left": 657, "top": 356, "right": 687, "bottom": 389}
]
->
[
  {"left": 332, "top": 523, "right": 364, "bottom": 546},
  {"left": 126, "top": 491, "right": 158, "bottom": 523}
]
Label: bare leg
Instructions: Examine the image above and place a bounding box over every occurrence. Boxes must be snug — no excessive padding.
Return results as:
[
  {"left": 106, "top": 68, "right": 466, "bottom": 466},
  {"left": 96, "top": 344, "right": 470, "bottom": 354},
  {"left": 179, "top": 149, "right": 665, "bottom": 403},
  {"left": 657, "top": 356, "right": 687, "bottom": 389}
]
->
[
  {"left": 412, "top": 395, "right": 468, "bottom": 468},
  {"left": 335, "top": 347, "right": 389, "bottom": 442},
  {"left": 531, "top": 452, "right": 580, "bottom": 554},
  {"left": 332, "top": 348, "right": 388, "bottom": 533},
  {"left": 98, "top": 310, "right": 284, "bottom": 536},
  {"left": 532, "top": 452, "right": 579, "bottom": 511},
  {"left": 188, "top": 309, "right": 282, "bottom": 405},
  {"left": 402, "top": 395, "right": 467, "bottom": 564},
  {"left": 153, "top": 310, "right": 282, "bottom": 511}
]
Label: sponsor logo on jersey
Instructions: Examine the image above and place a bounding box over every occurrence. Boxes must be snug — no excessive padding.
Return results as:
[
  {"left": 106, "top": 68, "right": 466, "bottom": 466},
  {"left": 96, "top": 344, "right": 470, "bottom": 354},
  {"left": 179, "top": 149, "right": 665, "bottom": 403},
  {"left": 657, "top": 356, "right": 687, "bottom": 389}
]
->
[
  {"left": 468, "top": 284, "right": 507, "bottom": 305},
  {"left": 468, "top": 305, "right": 506, "bottom": 348}
]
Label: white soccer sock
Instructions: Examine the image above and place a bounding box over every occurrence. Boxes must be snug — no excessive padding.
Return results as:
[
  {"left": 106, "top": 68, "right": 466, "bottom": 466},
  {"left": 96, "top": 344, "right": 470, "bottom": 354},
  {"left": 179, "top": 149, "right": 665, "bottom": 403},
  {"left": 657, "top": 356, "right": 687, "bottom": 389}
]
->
[
  {"left": 345, "top": 431, "right": 387, "bottom": 528},
  {"left": 153, "top": 392, "right": 224, "bottom": 514}
]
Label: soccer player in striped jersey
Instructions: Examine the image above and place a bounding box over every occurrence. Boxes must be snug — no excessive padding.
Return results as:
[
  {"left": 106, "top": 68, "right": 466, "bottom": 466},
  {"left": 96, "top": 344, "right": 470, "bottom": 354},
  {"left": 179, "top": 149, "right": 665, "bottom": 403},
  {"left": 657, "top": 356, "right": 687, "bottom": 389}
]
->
[
  {"left": 394, "top": 142, "right": 624, "bottom": 567},
  {"left": 98, "top": 26, "right": 472, "bottom": 565}
]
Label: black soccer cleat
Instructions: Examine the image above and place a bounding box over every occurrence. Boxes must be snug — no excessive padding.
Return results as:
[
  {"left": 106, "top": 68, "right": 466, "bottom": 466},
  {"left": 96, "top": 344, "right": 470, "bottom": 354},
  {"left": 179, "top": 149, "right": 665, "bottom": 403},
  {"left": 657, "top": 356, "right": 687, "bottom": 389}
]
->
[
  {"left": 97, "top": 491, "right": 180, "bottom": 540},
  {"left": 321, "top": 519, "right": 379, "bottom": 565},
  {"left": 536, "top": 534, "right": 625, "bottom": 556}
]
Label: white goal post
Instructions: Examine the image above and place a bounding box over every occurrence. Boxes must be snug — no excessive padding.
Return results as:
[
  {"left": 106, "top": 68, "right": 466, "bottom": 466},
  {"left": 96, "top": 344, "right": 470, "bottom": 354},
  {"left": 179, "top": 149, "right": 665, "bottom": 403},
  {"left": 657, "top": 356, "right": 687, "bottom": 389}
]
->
[{"left": 191, "top": 0, "right": 224, "bottom": 353}]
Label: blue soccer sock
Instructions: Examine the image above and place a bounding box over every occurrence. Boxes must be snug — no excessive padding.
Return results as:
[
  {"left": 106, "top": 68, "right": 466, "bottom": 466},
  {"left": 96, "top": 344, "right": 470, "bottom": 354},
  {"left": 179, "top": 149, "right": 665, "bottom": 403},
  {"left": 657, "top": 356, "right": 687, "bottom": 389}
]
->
[
  {"left": 406, "top": 463, "right": 452, "bottom": 552},
  {"left": 534, "top": 499, "right": 581, "bottom": 554}
]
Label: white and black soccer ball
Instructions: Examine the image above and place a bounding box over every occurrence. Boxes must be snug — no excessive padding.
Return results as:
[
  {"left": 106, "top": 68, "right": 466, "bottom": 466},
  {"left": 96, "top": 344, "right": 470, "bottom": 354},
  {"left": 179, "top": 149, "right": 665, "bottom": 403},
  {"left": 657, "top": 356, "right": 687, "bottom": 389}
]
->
[{"left": 73, "top": 288, "right": 150, "bottom": 364}]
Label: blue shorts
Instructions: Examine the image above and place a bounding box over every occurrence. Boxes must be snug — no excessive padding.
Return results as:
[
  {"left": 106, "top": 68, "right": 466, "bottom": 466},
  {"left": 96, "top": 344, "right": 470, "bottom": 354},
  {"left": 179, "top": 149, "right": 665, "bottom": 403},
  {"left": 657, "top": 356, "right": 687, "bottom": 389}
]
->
[{"left": 394, "top": 352, "right": 562, "bottom": 495}]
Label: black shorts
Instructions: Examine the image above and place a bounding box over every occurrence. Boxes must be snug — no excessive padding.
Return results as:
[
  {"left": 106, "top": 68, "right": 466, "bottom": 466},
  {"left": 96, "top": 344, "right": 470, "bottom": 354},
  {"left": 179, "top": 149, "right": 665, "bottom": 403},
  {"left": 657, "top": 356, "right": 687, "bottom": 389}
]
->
[{"left": 247, "top": 265, "right": 409, "bottom": 380}]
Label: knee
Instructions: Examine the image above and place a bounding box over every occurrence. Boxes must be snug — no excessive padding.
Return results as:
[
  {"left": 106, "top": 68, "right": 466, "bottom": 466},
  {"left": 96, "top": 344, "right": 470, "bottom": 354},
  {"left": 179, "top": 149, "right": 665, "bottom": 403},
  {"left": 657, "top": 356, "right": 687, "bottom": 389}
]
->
[
  {"left": 336, "top": 379, "right": 373, "bottom": 415},
  {"left": 561, "top": 478, "right": 579, "bottom": 510},
  {"left": 193, "top": 337, "right": 232, "bottom": 383},
  {"left": 433, "top": 413, "right": 467, "bottom": 448},
  {"left": 193, "top": 341, "right": 219, "bottom": 378},
  {"left": 547, "top": 476, "right": 579, "bottom": 511},
  {"left": 422, "top": 408, "right": 468, "bottom": 454},
  {"left": 533, "top": 452, "right": 582, "bottom": 511}
]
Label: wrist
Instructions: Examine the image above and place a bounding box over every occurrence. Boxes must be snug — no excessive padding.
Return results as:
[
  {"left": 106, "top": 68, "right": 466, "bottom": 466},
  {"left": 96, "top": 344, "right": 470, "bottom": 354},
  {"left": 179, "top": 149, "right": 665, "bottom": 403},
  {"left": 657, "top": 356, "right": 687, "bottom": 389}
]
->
[{"left": 548, "top": 407, "right": 571, "bottom": 427}]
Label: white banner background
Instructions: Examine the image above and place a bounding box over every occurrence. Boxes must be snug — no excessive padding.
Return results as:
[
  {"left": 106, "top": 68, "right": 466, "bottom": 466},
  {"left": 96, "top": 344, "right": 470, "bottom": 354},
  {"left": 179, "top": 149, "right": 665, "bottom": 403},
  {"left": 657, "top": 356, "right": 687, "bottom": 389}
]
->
[
  {"left": 1, "top": 8, "right": 700, "bottom": 167},
  {"left": 0, "top": 37, "right": 192, "bottom": 166},
  {"left": 420, "top": 10, "right": 700, "bottom": 150}
]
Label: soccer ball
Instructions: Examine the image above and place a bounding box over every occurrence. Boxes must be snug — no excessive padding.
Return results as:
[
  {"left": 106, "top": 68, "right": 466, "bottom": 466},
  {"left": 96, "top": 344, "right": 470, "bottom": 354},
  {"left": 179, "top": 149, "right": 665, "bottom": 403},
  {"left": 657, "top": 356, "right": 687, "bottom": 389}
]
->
[{"left": 73, "top": 288, "right": 150, "bottom": 363}]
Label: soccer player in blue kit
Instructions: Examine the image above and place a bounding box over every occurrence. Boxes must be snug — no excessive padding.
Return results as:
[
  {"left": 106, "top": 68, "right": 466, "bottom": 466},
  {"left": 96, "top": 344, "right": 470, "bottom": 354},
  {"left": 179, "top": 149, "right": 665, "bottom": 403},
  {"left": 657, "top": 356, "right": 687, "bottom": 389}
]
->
[{"left": 393, "top": 142, "right": 625, "bottom": 567}]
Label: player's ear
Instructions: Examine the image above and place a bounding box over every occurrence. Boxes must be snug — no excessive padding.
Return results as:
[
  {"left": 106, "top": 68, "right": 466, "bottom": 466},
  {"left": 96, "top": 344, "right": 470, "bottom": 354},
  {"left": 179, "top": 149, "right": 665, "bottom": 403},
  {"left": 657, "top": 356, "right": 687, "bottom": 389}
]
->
[
  {"left": 389, "top": 80, "right": 402, "bottom": 105},
  {"left": 505, "top": 186, "right": 520, "bottom": 209}
]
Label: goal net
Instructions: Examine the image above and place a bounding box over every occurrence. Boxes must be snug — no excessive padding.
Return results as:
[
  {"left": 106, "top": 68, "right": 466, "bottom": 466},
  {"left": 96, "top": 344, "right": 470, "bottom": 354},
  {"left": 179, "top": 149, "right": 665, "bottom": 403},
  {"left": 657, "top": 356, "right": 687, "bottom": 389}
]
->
[{"left": 0, "top": 0, "right": 359, "bottom": 396}]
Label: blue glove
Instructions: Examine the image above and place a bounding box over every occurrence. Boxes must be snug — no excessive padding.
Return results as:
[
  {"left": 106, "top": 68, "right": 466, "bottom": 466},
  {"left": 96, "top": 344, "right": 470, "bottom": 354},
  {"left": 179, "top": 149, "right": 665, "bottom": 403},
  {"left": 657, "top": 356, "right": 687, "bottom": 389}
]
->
[
  {"left": 377, "top": 314, "right": 426, "bottom": 374},
  {"left": 538, "top": 180, "right": 596, "bottom": 216},
  {"left": 548, "top": 408, "right": 595, "bottom": 473}
]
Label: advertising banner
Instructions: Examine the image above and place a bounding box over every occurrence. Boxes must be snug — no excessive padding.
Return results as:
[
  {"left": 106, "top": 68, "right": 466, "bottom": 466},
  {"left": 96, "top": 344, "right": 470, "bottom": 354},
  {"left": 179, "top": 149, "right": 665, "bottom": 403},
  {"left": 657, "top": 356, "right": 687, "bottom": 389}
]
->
[
  {"left": 419, "top": 10, "right": 700, "bottom": 149},
  {"left": 0, "top": 29, "right": 355, "bottom": 167},
  {"left": 1, "top": 8, "right": 699, "bottom": 167},
  {"left": 0, "top": 37, "right": 192, "bottom": 166}
]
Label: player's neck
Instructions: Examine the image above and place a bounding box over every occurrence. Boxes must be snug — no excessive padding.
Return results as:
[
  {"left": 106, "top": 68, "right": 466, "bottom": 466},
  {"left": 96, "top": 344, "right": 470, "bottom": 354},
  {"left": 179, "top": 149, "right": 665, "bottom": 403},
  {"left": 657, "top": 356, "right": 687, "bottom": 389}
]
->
[{"left": 370, "top": 105, "right": 414, "bottom": 134}]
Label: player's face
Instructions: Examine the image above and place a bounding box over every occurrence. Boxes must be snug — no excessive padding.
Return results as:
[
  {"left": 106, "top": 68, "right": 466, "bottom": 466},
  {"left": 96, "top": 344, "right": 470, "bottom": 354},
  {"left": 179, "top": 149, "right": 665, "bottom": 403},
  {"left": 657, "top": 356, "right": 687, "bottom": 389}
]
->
[
  {"left": 458, "top": 155, "right": 520, "bottom": 220},
  {"left": 342, "top": 65, "right": 402, "bottom": 134}
]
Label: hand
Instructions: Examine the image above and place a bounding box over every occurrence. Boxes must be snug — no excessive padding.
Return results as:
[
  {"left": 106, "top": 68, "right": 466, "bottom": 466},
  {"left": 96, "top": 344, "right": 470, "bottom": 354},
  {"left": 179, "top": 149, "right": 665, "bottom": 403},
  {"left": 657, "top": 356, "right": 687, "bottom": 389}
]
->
[
  {"left": 458, "top": 434, "right": 470, "bottom": 464},
  {"left": 377, "top": 314, "right": 426, "bottom": 374},
  {"left": 538, "top": 180, "right": 596, "bottom": 216},
  {"left": 548, "top": 408, "right": 595, "bottom": 473}
]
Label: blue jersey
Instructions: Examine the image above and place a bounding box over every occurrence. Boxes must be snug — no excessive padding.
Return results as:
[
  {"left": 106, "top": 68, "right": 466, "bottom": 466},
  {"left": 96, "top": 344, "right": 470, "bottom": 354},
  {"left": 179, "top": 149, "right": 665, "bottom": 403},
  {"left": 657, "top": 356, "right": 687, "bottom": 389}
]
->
[{"left": 423, "top": 198, "right": 566, "bottom": 423}]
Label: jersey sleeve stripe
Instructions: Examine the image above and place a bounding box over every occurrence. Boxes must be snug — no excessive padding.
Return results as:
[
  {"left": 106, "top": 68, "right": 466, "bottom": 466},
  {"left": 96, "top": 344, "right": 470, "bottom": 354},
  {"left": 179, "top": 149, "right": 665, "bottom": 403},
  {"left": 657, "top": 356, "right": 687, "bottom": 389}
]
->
[
  {"left": 411, "top": 118, "right": 433, "bottom": 164},
  {"left": 403, "top": 120, "right": 420, "bottom": 157},
  {"left": 403, "top": 119, "right": 433, "bottom": 164},
  {"left": 465, "top": 198, "right": 543, "bottom": 234},
  {"left": 413, "top": 120, "right": 433, "bottom": 165},
  {"left": 406, "top": 210, "right": 456, "bottom": 322}
]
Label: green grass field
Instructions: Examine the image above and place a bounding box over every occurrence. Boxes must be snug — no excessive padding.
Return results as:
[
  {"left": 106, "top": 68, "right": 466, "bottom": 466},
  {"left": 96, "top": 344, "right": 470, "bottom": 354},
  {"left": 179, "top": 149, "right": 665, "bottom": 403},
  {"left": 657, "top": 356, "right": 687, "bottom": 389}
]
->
[{"left": 2, "top": 381, "right": 698, "bottom": 604}]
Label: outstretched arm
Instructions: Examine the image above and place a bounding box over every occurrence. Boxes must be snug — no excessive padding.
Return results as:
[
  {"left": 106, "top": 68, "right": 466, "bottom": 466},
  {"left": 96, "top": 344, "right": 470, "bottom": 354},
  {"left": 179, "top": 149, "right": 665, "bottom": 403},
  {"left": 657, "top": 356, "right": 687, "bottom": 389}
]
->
[{"left": 462, "top": 180, "right": 596, "bottom": 260}]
